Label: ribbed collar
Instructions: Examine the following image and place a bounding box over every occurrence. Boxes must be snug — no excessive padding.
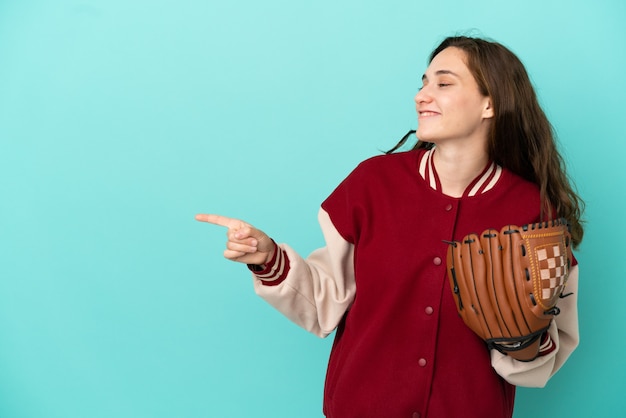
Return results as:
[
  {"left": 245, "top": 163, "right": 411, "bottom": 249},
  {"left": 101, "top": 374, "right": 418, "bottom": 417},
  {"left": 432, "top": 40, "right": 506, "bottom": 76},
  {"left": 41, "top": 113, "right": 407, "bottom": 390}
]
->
[{"left": 417, "top": 148, "right": 503, "bottom": 197}]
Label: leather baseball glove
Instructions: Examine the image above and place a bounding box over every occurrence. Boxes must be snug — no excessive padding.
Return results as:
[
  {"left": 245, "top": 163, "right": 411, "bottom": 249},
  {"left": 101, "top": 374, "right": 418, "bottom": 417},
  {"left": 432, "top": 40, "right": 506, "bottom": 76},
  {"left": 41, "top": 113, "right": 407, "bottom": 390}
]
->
[{"left": 446, "top": 219, "right": 572, "bottom": 361}]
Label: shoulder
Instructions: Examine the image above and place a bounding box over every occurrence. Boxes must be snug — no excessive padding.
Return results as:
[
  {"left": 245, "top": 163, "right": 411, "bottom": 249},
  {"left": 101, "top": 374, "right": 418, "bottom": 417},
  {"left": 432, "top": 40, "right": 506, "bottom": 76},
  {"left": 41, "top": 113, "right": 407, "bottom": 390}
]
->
[
  {"left": 321, "top": 150, "right": 422, "bottom": 227},
  {"left": 498, "top": 166, "right": 540, "bottom": 197},
  {"left": 326, "top": 150, "right": 424, "bottom": 197},
  {"left": 357, "top": 150, "right": 421, "bottom": 168},
  {"left": 349, "top": 150, "right": 422, "bottom": 179}
]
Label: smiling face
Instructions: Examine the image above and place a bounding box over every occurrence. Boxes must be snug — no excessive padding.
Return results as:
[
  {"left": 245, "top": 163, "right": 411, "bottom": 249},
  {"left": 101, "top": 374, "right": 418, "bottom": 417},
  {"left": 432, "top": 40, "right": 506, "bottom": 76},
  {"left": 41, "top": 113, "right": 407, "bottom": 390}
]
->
[{"left": 414, "top": 47, "right": 494, "bottom": 148}]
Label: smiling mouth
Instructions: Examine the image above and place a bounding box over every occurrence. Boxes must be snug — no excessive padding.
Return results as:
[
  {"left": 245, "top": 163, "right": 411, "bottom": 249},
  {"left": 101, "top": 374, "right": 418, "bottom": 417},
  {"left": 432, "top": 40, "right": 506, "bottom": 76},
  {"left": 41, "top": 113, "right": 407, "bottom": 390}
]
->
[{"left": 419, "top": 111, "right": 439, "bottom": 117}]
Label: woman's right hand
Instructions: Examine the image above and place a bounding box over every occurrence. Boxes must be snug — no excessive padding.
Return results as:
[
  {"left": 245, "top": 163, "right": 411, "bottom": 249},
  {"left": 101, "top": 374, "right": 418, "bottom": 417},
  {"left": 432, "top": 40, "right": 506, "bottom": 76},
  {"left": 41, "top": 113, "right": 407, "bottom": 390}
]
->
[{"left": 195, "top": 214, "right": 276, "bottom": 266}]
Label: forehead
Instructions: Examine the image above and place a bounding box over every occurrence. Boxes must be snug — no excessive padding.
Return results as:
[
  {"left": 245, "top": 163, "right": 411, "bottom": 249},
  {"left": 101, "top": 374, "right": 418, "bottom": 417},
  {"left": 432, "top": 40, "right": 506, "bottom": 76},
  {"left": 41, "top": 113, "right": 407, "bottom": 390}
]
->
[{"left": 423, "top": 47, "right": 471, "bottom": 79}]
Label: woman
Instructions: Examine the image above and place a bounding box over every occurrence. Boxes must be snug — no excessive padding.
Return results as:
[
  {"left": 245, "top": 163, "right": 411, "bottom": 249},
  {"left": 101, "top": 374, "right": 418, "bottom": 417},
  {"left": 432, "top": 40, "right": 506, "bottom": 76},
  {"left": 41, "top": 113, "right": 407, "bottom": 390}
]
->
[{"left": 197, "top": 36, "right": 583, "bottom": 418}]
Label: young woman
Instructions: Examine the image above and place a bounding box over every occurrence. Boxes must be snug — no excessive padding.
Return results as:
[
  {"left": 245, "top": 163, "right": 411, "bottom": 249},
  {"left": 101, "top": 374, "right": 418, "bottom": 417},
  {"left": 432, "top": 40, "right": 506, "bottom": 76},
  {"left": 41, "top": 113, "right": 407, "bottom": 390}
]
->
[{"left": 197, "top": 36, "right": 583, "bottom": 418}]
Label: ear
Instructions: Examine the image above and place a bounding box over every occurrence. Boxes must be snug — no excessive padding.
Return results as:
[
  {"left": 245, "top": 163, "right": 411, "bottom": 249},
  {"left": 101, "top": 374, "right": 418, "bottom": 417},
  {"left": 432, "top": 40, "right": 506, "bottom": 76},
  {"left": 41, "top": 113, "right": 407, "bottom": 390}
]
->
[{"left": 482, "top": 97, "right": 494, "bottom": 119}]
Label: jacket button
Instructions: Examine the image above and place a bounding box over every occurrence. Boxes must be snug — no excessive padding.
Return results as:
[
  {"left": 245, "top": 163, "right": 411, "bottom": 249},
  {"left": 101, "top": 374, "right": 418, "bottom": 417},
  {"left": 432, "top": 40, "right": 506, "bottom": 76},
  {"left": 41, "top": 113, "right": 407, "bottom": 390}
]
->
[
  {"left": 445, "top": 203, "right": 453, "bottom": 211},
  {"left": 418, "top": 358, "right": 427, "bottom": 367},
  {"left": 425, "top": 306, "right": 434, "bottom": 315},
  {"left": 433, "top": 257, "right": 442, "bottom": 265},
  {"left": 412, "top": 413, "right": 421, "bottom": 418}
]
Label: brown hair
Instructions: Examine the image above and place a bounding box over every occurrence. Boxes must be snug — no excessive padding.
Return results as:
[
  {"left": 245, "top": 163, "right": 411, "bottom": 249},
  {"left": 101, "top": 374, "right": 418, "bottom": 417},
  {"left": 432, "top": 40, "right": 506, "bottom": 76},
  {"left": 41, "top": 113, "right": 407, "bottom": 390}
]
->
[{"left": 388, "top": 36, "right": 584, "bottom": 247}]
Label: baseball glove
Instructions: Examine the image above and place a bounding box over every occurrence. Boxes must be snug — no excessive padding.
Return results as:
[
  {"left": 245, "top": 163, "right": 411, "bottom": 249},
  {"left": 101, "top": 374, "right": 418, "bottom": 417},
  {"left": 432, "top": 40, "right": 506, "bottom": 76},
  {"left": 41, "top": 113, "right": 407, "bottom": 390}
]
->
[{"left": 446, "top": 219, "right": 572, "bottom": 361}]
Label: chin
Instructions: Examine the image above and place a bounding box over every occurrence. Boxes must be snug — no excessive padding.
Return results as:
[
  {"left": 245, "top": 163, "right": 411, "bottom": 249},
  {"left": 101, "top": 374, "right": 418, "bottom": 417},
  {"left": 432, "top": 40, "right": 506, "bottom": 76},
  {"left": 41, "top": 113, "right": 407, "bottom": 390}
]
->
[{"left": 415, "top": 131, "right": 436, "bottom": 143}]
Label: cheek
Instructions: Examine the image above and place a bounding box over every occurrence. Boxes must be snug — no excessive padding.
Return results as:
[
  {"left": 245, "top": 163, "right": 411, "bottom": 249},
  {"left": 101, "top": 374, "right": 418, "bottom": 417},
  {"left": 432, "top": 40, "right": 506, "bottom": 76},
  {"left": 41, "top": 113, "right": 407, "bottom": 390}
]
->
[{"left": 456, "top": 96, "right": 488, "bottom": 119}]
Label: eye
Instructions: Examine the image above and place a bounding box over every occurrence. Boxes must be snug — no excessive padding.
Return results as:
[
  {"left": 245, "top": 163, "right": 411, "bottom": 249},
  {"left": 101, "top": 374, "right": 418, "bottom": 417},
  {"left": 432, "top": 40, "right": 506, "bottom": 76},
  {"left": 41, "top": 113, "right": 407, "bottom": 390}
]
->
[{"left": 438, "top": 83, "right": 452, "bottom": 88}]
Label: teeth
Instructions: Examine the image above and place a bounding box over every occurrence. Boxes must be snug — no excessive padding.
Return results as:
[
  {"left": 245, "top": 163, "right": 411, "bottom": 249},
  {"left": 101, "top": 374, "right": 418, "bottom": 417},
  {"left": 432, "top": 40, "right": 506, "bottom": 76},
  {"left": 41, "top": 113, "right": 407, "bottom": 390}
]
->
[{"left": 420, "top": 111, "right": 438, "bottom": 117}]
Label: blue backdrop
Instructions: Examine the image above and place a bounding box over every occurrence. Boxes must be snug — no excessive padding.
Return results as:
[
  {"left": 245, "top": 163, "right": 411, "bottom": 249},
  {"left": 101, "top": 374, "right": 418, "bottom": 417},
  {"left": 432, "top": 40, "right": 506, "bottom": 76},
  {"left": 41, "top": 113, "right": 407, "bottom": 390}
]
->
[{"left": 1, "top": 0, "right": 624, "bottom": 417}]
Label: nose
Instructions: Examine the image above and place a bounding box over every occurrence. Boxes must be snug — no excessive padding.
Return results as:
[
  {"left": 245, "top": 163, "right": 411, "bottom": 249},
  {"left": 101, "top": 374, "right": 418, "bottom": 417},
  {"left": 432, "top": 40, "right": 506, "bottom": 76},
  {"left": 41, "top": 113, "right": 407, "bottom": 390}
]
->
[{"left": 414, "top": 87, "right": 431, "bottom": 104}]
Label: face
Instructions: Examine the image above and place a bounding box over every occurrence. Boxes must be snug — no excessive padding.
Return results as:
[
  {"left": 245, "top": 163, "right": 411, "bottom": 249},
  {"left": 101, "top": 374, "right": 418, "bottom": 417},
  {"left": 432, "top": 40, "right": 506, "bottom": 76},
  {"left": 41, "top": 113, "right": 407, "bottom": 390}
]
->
[{"left": 414, "top": 47, "right": 493, "bottom": 146}]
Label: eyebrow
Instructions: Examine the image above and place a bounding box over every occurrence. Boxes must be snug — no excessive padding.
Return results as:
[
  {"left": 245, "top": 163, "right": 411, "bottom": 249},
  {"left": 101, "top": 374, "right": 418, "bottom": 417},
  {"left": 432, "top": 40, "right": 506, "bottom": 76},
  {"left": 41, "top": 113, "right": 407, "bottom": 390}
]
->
[{"left": 421, "top": 70, "right": 461, "bottom": 81}]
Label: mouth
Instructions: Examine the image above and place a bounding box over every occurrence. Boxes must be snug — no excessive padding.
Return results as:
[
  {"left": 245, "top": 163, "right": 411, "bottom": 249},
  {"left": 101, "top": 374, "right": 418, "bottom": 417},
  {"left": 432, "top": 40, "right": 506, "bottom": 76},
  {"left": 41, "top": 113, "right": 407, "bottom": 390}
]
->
[{"left": 418, "top": 111, "right": 440, "bottom": 118}]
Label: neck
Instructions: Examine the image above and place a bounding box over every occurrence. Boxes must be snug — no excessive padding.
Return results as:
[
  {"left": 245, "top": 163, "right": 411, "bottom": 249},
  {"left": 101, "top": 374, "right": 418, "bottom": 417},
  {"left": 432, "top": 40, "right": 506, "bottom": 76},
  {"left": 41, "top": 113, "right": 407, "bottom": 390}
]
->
[{"left": 432, "top": 144, "right": 490, "bottom": 197}]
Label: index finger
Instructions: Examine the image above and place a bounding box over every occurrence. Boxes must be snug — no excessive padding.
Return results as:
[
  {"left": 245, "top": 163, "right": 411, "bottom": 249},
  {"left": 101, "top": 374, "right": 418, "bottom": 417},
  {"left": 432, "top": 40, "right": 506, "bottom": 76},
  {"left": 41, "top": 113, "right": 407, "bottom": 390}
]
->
[{"left": 195, "top": 214, "right": 242, "bottom": 228}]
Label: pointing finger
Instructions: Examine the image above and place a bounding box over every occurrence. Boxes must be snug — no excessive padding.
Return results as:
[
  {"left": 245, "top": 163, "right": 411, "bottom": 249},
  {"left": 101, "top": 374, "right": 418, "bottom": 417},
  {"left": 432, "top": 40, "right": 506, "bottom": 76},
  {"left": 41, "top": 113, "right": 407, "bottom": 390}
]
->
[{"left": 195, "top": 214, "right": 245, "bottom": 229}]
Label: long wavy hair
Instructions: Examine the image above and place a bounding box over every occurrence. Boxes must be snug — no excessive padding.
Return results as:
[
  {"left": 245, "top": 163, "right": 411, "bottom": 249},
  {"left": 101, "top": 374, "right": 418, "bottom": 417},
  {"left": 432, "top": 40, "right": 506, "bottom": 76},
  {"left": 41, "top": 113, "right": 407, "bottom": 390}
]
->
[{"left": 388, "top": 36, "right": 584, "bottom": 247}]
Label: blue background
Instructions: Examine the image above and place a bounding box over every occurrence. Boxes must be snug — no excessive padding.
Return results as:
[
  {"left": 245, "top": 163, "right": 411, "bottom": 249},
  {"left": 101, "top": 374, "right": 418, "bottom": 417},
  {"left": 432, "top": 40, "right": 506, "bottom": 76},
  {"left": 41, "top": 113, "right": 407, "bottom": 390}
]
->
[{"left": 1, "top": 0, "right": 624, "bottom": 417}]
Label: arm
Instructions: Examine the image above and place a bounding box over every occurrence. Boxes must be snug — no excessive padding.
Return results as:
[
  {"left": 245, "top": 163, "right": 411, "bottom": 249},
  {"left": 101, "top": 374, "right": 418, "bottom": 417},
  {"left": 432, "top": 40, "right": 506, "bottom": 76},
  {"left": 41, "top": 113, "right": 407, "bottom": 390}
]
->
[
  {"left": 253, "top": 209, "right": 356, "bottom": 337},
  {"left": 195, "top": 209, "right": 356, "bottom": 338},
  {"left": 490, "top": 264, "right": 580, "bottom": 387}
]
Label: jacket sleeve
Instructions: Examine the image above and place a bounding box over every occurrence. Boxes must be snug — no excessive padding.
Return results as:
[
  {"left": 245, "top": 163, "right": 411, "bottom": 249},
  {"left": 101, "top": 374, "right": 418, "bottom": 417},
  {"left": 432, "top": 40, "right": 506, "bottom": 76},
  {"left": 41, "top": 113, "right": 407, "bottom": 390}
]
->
[
  {"left": 252, "top": 208, "right": 356, "bottom": 338},
  {"left": 490, "top": 264, "right": 580, "bottom": 387}
]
